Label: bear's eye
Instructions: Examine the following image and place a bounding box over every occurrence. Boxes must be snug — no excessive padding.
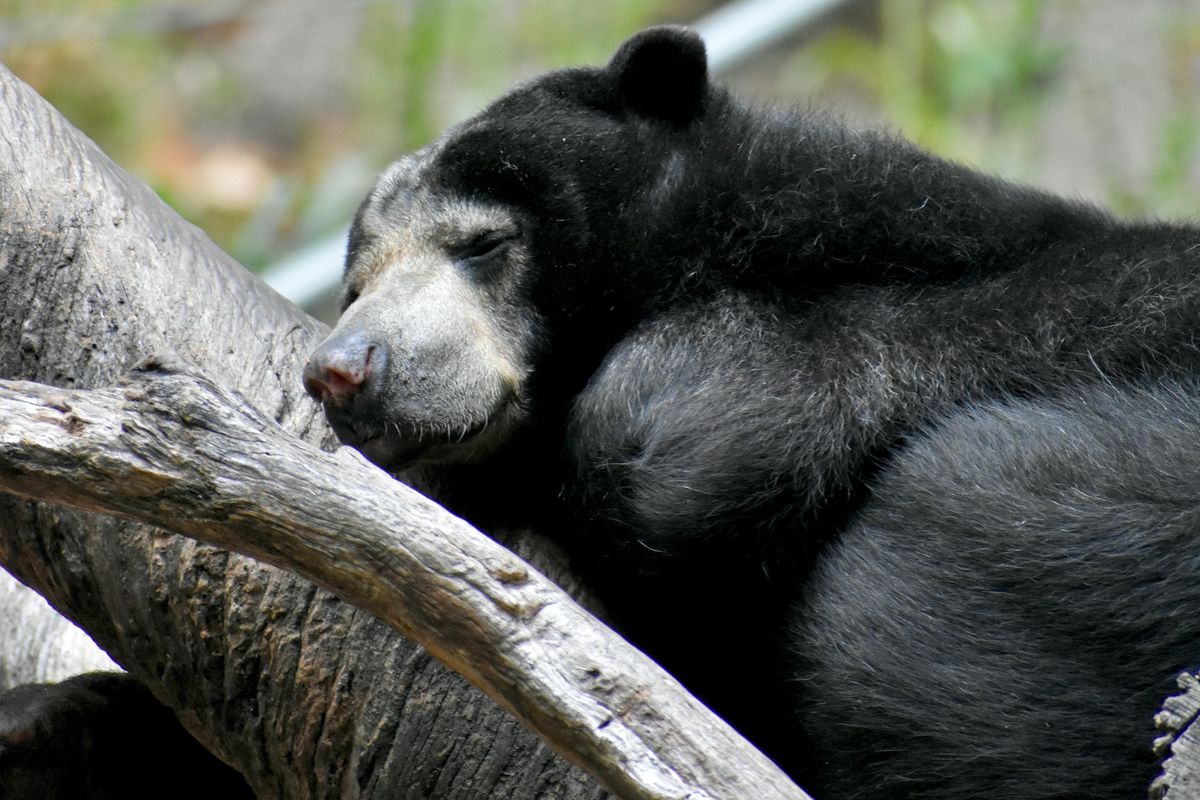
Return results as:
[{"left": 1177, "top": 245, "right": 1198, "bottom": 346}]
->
[{"left": 455, "top": 229, "right": 515, "bottom": 263}]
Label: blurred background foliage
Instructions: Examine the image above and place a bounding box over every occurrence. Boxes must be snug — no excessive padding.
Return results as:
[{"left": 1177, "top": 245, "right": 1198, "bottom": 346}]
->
[{"left": 1, "top": 0, "right": 1198, "bottom": 276}]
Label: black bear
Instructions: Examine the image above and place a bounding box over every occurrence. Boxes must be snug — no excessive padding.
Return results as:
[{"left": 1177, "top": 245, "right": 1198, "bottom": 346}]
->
[{"left": 303, "top": 25, "right": 1200, "bottom": 798}]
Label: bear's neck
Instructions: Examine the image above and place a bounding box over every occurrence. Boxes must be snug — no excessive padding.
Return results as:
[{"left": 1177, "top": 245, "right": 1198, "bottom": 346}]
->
[
  {"left": 397, "top": 421, "right": 565, "bottom": 532},
  {"left": 621, "top": 95, "right": 1115, "bottom": 304}
]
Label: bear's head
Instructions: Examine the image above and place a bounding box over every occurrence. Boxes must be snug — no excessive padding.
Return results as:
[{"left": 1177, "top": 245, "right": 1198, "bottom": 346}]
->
[{"left": 303, "top": 26, "right": 715, "bottom": 475}]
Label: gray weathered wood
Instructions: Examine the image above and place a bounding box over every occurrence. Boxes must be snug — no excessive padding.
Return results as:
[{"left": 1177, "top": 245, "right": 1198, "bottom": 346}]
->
[
  {"left": 1153, "top": 672, "right": 1200, "bottom": 799},
  {"left": 0, "top": 571, "right": 120, "bottom": 686},
  {"left": 0, "top": 363, "right": 808, "bottom": 800},
  {"left": 0, "top": 60, "right": 608, "bottom": 799}
]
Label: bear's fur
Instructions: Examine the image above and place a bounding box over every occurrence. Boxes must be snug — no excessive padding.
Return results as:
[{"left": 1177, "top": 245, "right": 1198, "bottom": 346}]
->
[
  {"left": 0, "top": 672, "right": 252, "bottom": 799},
  {"left": 304, "top": 26, "right": 1200, "bottom": 797},
  {"left": 791, "top": 384, "right": 1200, "bottom": 797}
]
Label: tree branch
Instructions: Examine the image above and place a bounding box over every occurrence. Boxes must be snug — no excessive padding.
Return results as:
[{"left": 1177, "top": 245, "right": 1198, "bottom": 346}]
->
[
  {"left": 1153, "top": 672, "right": 1200, "bottom": 799},
  {"left": 0, "top": 59, "right": 607, "bottom": 799},
  {"left": 0, "top": 359, "right": 808, "bottom": 800}
]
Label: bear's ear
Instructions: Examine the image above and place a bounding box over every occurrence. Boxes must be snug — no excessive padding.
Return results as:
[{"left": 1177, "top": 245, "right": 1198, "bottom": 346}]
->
[{"left": 606, "top": 26, "right": 708, "bottom": 124}]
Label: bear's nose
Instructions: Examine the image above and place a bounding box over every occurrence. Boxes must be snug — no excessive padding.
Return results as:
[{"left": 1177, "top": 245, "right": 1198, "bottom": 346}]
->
[{"left": 303, "top": 335, "right": 376, "bottom": 407}]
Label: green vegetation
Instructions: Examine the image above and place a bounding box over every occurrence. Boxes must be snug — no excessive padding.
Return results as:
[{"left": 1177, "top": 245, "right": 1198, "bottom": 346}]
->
[
  {"left": 785, "top": 0, "right": 1200, "bottom": 217},
  {"left": 0, "top": 0, "right": 671, "bottom": 270},
  {"left": 1, "top": 0, "right": 1198, "bottom": 271}
]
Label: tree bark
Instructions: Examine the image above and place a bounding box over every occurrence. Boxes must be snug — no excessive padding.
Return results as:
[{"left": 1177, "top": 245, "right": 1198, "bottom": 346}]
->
[
  {"left": 0, "top": 571, "right": 120, "bottom": 687},
  {"left": 1153, "top": 672, "right": 1200, "bottom": 799},
  {"left": 0, "top": 63, "right": 809, "bottom": 799},
  {"left": 0, "top": 63, "right": 611, "bottom": 799},
  {"left": 0, "top": 359, "right": 806, "bottom": 799}
]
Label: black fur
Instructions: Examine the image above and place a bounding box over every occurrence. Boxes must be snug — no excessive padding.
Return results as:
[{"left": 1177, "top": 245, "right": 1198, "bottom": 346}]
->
[
  {"left": 792, "top": 385, "right": 1200, "bottom": 798},
  {"left": 314, "top": 25, "right": 1200, "bottom": 797},
  {"left": 0, "top": 672, "right": 252, "bottom": 799}
]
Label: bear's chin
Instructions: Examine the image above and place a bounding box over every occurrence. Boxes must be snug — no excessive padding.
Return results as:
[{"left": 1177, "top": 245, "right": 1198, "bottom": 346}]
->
[{"left": 348, "top": 397, "right": 524, "bottom": 473}]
